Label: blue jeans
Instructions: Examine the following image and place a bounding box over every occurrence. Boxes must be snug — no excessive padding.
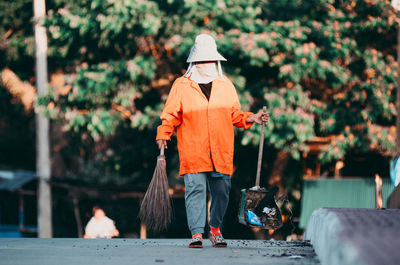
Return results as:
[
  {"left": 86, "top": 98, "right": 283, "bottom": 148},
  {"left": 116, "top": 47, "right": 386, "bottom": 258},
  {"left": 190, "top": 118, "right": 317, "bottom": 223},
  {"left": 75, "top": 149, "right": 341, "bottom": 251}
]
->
[{"left": 183, "top": 172, "right": 231, "bottom": 235}]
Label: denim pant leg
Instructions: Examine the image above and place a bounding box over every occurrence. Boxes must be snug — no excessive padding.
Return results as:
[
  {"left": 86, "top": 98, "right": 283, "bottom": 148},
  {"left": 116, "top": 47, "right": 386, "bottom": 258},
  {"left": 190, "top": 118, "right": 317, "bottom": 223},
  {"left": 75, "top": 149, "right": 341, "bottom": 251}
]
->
[
  {"left": 184, "top": 173, "right": 207, "bottom": 235},
  {"left": 208, "top": 177, "right": 231, "bottom": 228}
]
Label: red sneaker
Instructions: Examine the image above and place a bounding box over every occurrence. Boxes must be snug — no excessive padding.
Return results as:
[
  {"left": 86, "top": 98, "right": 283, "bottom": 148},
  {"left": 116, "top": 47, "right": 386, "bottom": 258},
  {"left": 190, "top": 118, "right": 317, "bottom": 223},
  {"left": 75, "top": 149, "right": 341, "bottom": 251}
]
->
[
  {"left": 209, "top": 227, "right": 227, "bottom": 248},
  {"left": 189, "top": 233, "right": 203, "bottom": 248}
]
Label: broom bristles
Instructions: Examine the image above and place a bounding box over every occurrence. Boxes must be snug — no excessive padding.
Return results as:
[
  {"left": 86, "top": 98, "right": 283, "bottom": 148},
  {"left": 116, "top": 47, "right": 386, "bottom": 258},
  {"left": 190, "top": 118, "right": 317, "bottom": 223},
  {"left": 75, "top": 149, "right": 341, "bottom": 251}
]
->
[{"left": 139, "top": 155, "right": 172, "bottom": 232}]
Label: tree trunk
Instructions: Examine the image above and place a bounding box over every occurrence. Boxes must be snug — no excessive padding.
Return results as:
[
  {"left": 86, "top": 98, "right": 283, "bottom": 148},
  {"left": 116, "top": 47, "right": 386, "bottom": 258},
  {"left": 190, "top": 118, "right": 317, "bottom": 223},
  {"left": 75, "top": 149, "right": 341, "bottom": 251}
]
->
[{"left": 268, "top": 150, "right": 289, "bottom": 198}]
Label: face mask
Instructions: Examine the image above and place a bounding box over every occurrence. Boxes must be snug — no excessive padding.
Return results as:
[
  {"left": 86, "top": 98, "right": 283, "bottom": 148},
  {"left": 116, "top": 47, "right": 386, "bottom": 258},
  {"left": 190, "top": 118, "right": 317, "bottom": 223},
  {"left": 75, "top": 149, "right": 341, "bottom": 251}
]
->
[
  {"left": 184, "top": 61, "right": 224, "bottom": 84},
  {"left": 195, "top": 63, "right": 218, "bottom": 78},
  {"left": 187, "top": 62, "right": 218, "bottom": 84}
]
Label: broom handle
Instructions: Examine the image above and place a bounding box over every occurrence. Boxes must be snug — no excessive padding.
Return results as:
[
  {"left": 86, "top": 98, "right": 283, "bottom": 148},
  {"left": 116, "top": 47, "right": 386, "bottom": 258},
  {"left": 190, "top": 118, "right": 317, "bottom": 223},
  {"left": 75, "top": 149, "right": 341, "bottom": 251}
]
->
[
  {"left": 160, "top": 145, "right": 165, "bottom": 156},
  {"left": 255, "top": 106, "right": 267, "bottom": 187}
]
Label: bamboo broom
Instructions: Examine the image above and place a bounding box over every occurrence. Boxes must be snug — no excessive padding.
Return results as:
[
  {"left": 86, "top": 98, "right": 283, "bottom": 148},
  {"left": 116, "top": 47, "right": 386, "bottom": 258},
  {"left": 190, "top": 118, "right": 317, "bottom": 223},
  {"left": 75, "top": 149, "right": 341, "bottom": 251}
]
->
[{"left": 139, "top": 146, "right": 172, "bottom": 232}]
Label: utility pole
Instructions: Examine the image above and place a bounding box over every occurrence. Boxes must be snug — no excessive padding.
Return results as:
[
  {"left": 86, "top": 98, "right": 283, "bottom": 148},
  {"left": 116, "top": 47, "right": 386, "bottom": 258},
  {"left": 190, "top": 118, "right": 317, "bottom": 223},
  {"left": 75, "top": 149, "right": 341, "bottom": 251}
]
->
[{"left": 33, "top": 0, "right": 52, "bottom": 238}]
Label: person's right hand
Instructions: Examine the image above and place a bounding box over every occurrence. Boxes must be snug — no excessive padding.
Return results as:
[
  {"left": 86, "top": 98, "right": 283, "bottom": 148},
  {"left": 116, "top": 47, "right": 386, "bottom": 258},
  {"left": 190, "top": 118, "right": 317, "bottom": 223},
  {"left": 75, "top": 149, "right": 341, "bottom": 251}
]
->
[{"left": 156, "top": 139, "right": 167, "bottom": 149}]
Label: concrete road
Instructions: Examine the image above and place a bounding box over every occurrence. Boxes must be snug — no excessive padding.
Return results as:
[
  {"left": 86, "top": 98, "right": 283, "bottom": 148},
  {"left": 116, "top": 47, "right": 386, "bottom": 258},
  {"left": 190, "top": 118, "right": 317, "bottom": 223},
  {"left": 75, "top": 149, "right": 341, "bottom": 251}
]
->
[{"left": 0, "top": 238, "right": 319, "bottom": 265}]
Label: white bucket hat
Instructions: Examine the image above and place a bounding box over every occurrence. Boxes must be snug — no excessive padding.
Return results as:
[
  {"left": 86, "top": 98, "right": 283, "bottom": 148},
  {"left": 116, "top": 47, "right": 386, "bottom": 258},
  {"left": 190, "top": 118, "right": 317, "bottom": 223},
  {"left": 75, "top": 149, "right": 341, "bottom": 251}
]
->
[
  {"left": 184, "top": 34, "right": 226, "bottom": 83},
  {"left": 186, "top": 34, "right": 227, "bottom": 63}
]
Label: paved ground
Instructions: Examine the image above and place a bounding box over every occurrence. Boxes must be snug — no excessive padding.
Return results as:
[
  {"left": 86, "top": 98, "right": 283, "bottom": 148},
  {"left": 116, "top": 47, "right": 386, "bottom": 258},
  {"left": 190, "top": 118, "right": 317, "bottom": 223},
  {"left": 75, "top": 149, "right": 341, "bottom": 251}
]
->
[
  {"left": 0, "top": 238, "right": 320, "bottom": 265},
  {"left": 305, "top": 208, "right": 400, "bottom": 265}
]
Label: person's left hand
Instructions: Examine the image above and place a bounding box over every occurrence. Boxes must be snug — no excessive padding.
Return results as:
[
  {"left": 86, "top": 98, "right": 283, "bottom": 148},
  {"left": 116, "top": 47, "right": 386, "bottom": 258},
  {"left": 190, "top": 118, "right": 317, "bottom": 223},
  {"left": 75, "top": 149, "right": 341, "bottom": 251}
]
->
[{"left": 246, "top": 111, "right": 269, "bottom": 125}]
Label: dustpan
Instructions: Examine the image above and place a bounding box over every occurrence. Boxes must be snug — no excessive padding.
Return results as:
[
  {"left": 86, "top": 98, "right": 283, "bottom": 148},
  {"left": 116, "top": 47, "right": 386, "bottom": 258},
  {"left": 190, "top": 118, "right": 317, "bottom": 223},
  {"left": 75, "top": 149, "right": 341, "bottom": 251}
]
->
[{"left": 238, "top": 107, "right": 283, "bottom": 230}]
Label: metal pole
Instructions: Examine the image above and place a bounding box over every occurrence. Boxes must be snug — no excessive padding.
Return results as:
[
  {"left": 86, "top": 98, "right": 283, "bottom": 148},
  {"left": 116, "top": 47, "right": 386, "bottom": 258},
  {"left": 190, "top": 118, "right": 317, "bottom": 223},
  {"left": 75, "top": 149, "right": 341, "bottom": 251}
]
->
[{"left": 34, "top": 0, "right": 52, "bottom": 238}]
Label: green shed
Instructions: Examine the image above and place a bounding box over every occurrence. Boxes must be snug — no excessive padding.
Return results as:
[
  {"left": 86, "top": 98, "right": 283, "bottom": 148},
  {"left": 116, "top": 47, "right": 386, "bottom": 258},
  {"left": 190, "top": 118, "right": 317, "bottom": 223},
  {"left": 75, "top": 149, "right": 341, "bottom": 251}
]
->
[{"left": 299, "top": 178, "right": 393, "bottom": 228}]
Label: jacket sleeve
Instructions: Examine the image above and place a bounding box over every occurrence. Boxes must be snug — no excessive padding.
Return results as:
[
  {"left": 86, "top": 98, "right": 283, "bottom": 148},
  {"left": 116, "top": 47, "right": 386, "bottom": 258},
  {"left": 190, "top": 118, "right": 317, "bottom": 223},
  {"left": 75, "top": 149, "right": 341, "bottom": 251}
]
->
[
  {"left": 156, "top": 80, "right": 182, "bottom": 140},
  {"left": 230, "top": 81, "right": 254, "bottom": 129}
]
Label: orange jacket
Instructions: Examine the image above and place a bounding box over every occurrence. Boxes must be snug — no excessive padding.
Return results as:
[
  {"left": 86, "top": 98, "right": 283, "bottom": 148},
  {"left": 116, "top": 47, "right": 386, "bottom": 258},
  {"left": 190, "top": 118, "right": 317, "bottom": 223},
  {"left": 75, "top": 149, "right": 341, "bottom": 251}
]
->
[{"left": 156, "top": 75, "right": 254, "bottom": 176}]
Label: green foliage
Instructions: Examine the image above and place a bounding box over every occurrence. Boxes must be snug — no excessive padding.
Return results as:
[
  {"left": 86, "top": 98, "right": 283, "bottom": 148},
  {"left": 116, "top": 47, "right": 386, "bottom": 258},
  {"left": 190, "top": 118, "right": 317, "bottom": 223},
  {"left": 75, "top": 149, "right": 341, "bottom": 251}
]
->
[
  {"left": 2, "top": 0, "right": 398, "bottom": 182},
  {"left": 39, "top": 0, "right": 400, "bottom": 173},
  {"left": 0, "top": 0, "right": 34, "bottom": 75}
]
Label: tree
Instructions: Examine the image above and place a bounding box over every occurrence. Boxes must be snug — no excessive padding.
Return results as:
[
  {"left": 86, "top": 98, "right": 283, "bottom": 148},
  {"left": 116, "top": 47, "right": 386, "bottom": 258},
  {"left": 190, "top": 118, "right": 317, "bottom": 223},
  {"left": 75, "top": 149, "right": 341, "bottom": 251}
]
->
[
  {"left": 37, "top": 1, "right": 397, "bottom": 190},
  {"left": 2, "top": 0, "right": 399, "bottom": 237}
]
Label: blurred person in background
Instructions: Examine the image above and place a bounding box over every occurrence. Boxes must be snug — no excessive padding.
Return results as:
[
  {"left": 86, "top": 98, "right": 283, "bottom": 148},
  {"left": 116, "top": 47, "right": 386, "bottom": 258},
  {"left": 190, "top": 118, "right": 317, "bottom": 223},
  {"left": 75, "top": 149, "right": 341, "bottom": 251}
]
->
[
  {"left": 156, "top": 34, "right": 269, "bottom": 248},
  {"left": 83, "top": 206, "right": 119, "bottom": 238}
]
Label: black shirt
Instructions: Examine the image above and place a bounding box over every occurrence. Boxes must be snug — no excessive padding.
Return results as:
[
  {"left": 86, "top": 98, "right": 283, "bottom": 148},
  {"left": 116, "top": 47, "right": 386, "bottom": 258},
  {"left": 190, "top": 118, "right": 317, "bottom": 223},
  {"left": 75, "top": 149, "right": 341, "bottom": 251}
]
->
[{"left": 199, "top": 82, "right": 212, "bottom": 101}]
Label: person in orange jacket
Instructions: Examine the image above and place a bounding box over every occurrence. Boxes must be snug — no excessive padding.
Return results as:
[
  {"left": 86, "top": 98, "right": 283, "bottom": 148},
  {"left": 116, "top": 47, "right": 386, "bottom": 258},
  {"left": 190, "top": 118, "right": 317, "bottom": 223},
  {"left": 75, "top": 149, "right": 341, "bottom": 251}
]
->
[{"left": 156, "top": 34, "right": 269, "bottom": 248}]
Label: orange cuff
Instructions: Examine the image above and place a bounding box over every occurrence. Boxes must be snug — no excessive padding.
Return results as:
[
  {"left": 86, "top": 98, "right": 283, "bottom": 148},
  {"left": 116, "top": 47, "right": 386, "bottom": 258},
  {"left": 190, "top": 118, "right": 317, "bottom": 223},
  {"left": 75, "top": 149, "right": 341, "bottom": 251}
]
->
[
  {"left": 156, "top": 125, "right": 172, "bottom": 140},
  {"left": 241, "top": 112, "right": 254, "bottom": 129}
]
